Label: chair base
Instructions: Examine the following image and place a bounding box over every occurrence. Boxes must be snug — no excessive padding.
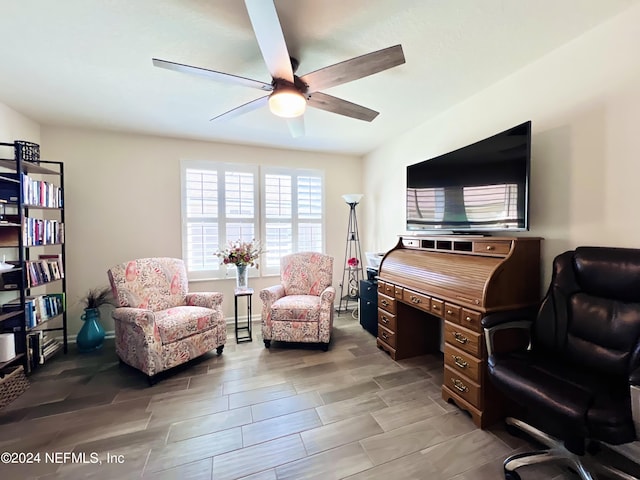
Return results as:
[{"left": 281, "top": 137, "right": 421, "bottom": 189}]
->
[{"left": 503, "top": 417, "right": 639, "bottom": 480}]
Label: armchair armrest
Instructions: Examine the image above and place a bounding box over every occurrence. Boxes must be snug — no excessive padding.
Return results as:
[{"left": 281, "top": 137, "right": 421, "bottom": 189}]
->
[
  {"left": 259, "top": 285, "right": 285, "bottom": 308},
  {"left": 320, "top": 285, "right": 336, "bottom": 305},
  {"left": 186, "top": 292, "right": 223, "bottom": 309},
  {"left": 112, "top": 307, "right": 155, "bottom": 328},
  {"left": 482, "top": 307, "right": 537, "bottom": 357}
]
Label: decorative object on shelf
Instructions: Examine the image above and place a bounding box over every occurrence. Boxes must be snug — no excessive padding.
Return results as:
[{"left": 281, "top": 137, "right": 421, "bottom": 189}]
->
[
  {"left": 215, "top": 239, "right": 263, "bottom": 290},
  {"left": 77, "top": 287, "right": 111, "bottom": 353},
  {"left": 337, "top": 194, "right": 364, "bottom": 314},
  {"left": 0, "top": 255, "right": 14, "bottom": 272},
  {"left": 0, "top": 333, "right": 16, "bottom": 362},
  {"left": 14, "top": 140, "right": 40, "bottom": 164}
]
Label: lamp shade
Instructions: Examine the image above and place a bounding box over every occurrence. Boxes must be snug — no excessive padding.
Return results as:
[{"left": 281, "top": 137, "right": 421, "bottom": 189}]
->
[
  {"left": 268, "top": 87, "right": 306, "bottom": 118},
  {"left": 342, "top": 194, "right": 363, "bottom": 204}
]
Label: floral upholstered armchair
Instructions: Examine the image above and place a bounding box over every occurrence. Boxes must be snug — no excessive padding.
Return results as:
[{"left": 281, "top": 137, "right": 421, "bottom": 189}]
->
[
  {"left": 107, "top": 258, "right": 226, "bottom": 383},
  {"left": 260, "top": 252, "right": 335, "bottom": 351}
]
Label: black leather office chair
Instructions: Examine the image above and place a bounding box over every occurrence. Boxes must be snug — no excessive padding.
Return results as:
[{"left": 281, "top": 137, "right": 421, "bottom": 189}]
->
[{"left": 482, "top": 247, "right": 640, "bottom": 480}]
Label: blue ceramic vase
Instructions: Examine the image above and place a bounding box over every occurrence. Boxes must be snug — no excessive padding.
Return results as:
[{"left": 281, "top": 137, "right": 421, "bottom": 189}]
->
[{"left": 77, "top": 308, "right": 105, "bottom": 352}]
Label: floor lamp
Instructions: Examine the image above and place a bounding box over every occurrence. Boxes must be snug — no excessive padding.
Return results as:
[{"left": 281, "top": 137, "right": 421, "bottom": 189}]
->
[{"left": 337, "top": 194, "right": 364, "bottom": 314}]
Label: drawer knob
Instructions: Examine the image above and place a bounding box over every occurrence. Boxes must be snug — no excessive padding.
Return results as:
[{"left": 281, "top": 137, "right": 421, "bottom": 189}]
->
[
  {"left": 381, "top": 299, "right": 389, "bottom": 307},
  {"left": 446, "top": 309, "right": 453, "bottom": 315},
  {"left": 432, "top": 304, "right": 440, "bottom": 310},
  {"left": 486, "top": 245, "right": 494, "bottom": 251},
  {"left": 382, "top": 332, "right": 389, "bottom": 340},
  {"left": 452, "top": 355, "right": 468, "bottom": 369},
  {"left": 451, "top": 378, "right": 469, "bottom": 393},
  {"left": 453, "top": 332, "right": 468, "bottom": 344},
  {"left": 465, "top": 316, "right": 472, "bottom": 322},
  {"left": 381, "top": 316, "right": 389, "bottom": 324},
  {"left": 410, "top": 295, "right": 421, "bottom": 304}
]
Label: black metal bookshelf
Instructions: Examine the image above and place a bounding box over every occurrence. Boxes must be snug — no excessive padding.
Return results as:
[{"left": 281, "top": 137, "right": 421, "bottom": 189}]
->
[{"left": 0, "top": 141, "right": 67, "bottom": 374}]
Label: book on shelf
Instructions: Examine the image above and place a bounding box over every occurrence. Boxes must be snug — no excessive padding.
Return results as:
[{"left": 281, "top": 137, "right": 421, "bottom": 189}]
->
[{"left": 38, "top": 254, "right": 64, "bottom": 279}]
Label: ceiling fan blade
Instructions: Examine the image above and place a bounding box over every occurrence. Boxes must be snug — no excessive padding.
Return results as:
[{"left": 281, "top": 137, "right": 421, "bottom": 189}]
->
[
  {"left": 244, "top": 0, "right": 294, "bottom": 83},
  {"left": 286, "top": 116, "right": 305, "bottom": 138},
  {"left": 152, "top": 58, "right": 273, "bottom": 91},
  {"left": 307, "top": 92, "right": 379, "bottom": 122},
  {"left": 300, "top": 44, "right": 405, "bottom": 93},
  {"left": 210, "top": 95, "right": 270, "bottom": 122}
]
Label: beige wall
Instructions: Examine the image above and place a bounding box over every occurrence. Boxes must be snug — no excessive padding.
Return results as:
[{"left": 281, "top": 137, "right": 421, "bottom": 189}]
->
[
  {"left": 0, "top": 103, "right": 41, "bottom": 314},
  {"left": 0, "top": 103, "right": 40, "bottom": 144},
  {"left": 39, "top": 127, "right": 362, "bottom": 336},
  {"left": 363, "top": 3, "right": 640, "bottom": 289}
]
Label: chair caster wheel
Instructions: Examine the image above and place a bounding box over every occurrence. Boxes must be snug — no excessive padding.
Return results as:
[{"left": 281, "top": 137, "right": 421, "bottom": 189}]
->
[
  {"left": 264, "top": 340, "right": 271, "bottom": 348},
  {"left": 504, "top": 469, "right": 521, "bottom": 480}
]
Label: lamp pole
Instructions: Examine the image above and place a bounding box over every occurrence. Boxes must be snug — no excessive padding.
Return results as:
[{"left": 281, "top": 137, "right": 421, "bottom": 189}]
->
[{"left": 337, "top": 194, "right": 364, "bottom": 314}]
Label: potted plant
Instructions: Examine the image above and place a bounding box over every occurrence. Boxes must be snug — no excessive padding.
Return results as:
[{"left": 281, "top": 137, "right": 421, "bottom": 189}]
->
[{"left": 77, "top": 286, "right": 113, "bottom": 352}]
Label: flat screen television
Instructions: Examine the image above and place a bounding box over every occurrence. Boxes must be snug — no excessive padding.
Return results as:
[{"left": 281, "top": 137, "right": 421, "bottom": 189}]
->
[{"left": 406, "top": 121, "right": 531, "bottom": 233}]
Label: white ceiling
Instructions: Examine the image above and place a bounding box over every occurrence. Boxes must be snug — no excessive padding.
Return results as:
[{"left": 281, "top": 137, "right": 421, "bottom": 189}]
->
[{"left": 0, "top": 0, "right": 637, "bottom": 155}]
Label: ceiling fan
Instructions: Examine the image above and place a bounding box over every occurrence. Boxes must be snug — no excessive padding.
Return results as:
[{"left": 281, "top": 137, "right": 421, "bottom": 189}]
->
[{"left": 152, "top": 0, "right": 406, "bottom": 138}]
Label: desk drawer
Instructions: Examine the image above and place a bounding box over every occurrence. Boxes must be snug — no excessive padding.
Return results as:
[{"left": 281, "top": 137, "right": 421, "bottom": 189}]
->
[
  {"left": 378, "top": 292, "right": 396, "bottom": 314},
  {"left": 461, "top": 308, "right": 482, "bottom": 332},
  {"left": 378, "top": 309, "right": 397, "bottom": 332},
  {"left": 403, "top": 289, "right": 430, "bottom": 312},
  {"left": 383, "top": 282, "right": 395, "bottom": 296},
  {"left": 473, "top": 240, "right": 511, "bottom": 256},
  {"left": 444, "top": 343, "right": 482, "bottom": 384},
  {"left": 444, "top": 303, "right": 461, "bottom": 324},
  {"left": 431, "top": 298, "right": 444, "bottom": 317},
  {"left": 444, "top": 321, "right": 482, "bottom": 357},
  {"left": 378, "top": 324, "right": 396, "bottom": 349},
  {"left": 394, "top": 286, "right": 404, "bottom": 299},
  {"left": 445, "top": 365, "right": 481, "bottom": 408}
]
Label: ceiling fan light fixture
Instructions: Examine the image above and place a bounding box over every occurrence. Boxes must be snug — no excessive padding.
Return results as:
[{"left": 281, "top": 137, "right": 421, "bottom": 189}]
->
[{"left": 268, "top": 87, "right": 306, "bottom": 118}]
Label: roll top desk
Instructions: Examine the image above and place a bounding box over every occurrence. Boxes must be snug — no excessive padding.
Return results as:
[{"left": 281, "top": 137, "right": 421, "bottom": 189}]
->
[{"left": 377, "top": 235, "right": 541, "bottom": 428}]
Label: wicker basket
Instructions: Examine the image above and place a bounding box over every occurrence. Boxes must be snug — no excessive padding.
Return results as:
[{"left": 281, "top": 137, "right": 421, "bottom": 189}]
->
[
  {"left": 0, "top": 365, "right": 30, "bottom": 409},
  {"left": 14, "top": 140, "right": 40, "bottom": 164}
]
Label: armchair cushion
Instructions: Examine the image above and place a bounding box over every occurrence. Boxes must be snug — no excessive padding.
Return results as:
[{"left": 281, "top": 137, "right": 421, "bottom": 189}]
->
[
  {"left": 281, "top": 252, "right": 333, "bottom": 296},
  {"left": 108, "top": 257, "right": 188, "bottom": 311},
  {"left": 270, "top": 295, "right": 321, "bottom": 323}
]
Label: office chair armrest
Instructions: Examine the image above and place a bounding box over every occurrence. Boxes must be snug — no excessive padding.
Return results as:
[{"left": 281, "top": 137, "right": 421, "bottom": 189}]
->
[
  {"left": 483, "top": 319, "right": 533, "bottom": 357},
  {"left": 632, "top": 381, "right": 640, "bottom": 440},
  {"left": 481, "top": 307, "right": 537, "bottom": 329}
]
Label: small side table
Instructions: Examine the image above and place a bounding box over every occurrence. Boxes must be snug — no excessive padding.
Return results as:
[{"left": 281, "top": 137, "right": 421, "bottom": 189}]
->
[{"left": 234, "top": 288, "right": 253, "bottom": 343}]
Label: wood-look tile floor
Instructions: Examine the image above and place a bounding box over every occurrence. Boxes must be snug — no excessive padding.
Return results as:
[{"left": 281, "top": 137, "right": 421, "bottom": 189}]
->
[{"left": 0, "top": 315, "right": 590, "bottom": 479}]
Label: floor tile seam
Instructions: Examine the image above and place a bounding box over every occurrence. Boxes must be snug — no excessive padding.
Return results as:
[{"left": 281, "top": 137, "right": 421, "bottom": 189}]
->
[
  {"left": 240, "top": 410, "right": 324, "bottom": 448},
  {"left": 223, "top": 379, "right": 293, "bottom": 397},
  {"left": 273, "top": 440, "right": 373, "bottom": 480},
  {"left": 166, "top": 413, "right": 253, "bottom": 444}
]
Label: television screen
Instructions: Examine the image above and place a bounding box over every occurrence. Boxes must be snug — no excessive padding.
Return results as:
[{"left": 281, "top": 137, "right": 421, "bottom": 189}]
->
[{"left": 406, "top": 121, "right": 531, "bottom": 233}]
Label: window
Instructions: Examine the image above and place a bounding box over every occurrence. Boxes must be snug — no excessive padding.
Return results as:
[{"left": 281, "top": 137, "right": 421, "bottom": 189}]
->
[
  {"left": 182, "top": 162, "right": 258, "bottom": 280},
  {"left": 181, "top": 161, "right": 324, "bottom": 279},
  {"left": 262, "top": 168, "right": 324, "bottom": 275}
]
